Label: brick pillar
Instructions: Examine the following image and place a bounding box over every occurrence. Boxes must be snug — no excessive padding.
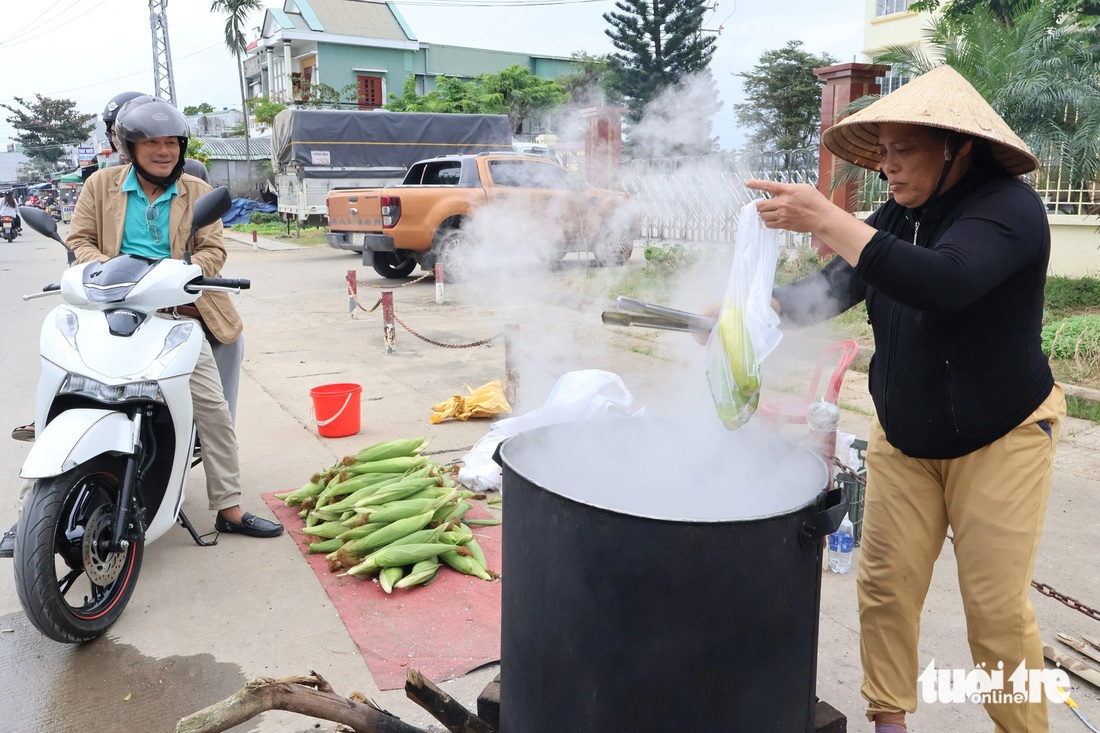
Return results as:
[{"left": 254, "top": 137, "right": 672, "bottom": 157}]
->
[
  {"left": 813, "top": 63, "right": 891, "bottom": 212},
  {"left": 579, "top": 107, "right": 627, "bottom": 190}
]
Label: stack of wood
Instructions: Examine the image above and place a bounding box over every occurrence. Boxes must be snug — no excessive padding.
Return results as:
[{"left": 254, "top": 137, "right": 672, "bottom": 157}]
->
[{"left": 1045, "top": 632, "right": 1100, "bottom": 690}]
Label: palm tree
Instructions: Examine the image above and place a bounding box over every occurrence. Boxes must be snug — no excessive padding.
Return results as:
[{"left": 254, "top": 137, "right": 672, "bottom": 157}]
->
[
  {"left": 859, "top": 4, "right": 1100, "bottom": 201},
  {"left": 211, "top": 0, "right": 263, "bottom": 197}
]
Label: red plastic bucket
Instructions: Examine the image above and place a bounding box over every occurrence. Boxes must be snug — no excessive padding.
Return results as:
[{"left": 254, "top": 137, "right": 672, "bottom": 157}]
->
[{"left": 309, "top": 383, "right": 363, "bottom": 438}]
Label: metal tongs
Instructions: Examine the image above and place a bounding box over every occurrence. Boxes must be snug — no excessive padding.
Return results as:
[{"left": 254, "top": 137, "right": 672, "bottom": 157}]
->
[{"left": 601, "top": 296, "right": 717, "bottom": 335}]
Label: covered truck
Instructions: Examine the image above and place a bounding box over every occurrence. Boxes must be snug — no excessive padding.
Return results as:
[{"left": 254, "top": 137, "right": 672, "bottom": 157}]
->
[{"left": 270, "top": 109, "right": 513, "bottom": 224}]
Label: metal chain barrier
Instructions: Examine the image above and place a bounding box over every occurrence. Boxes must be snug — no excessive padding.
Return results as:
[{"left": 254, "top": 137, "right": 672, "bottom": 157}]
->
[
  {"left": 391, "top": 311, "right": 502, "bottom": 349},
  {"left": 1032, "top": 581, "right": 1100, "bottom": 623},
  {"left": 354, "top": 295, "right": 382, "bottom": 314},
  {"left": 357, "top": 272, "right": 434, "bottom": 289}
]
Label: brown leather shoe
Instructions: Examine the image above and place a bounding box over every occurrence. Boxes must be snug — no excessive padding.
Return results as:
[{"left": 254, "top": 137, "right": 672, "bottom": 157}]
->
[{"left": 214, "top": 512, "right": 283, "bottom": 538}]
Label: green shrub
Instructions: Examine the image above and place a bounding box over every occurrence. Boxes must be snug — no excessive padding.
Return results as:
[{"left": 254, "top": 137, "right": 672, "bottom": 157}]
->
[
  {"left": 643, "top": 243, "right": 699, "bottom": 271},
  {"left": 250, "top": 211, "right": 281, "bottom": 225},
  {"left": 1041, "top": 315, "right": 1100, "bottom": 360},
  {"left": 1044, "top": 276, "right": 1100, "bottom": 313}
]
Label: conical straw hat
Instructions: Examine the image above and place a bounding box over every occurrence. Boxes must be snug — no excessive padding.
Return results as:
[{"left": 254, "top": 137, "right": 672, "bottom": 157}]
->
[{"left": 822, "top": 65, "right": 1038, "bottom": 176}]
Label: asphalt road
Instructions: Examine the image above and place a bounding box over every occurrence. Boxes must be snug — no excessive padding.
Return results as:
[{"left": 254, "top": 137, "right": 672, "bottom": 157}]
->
[{"left": 1, "top": 224, "right": 1098, "bottom": 733}]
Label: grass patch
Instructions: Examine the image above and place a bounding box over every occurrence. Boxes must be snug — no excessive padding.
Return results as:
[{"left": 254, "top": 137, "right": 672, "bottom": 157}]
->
[
  {"left": 838, "top": 401, "right": 874, "bottom": 417},
  {"left": 1045, "top": 276, "right": 1100, "bottom": 316},
  {"left": 230, "top": 221, "right": 328, "bottom": 247},
  {"left": 1067, "top": 395, "right": 1100, "bottom": 422}
]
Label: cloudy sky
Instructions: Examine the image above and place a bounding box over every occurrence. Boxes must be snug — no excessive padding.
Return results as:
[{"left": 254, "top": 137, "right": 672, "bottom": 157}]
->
[{"left": 0, "top": 0, "right": 866, "bottom": 153}]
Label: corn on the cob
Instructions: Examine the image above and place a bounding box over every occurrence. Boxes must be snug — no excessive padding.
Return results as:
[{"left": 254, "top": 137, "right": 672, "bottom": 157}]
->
[
  {"left": 358, "top": 498, "right": 436, "bottom": 524},
  {"left": 354, "top": 479, "right": 440, "bottom": 510},
  {"left": 394, "top": 558, "right": 441, "bottom": 588},
  {"left": 707, "top": 299, "right": 762, "bottom": 429},
  {"left": 465, "top": 537, "right": 489, "bottom": 570},
  {"left": 440, "top": 549, "right": 493, "bottom": 581},
  {"left": 354, "top": 437, "right": 427, "bottom": 463},
  {"left": 348, "top": 542, "right": 454, "bottom": 575},
  {"left": 379, "top": 566, "right": 405, "bottom": 593},
  {"left": 346, "top": 455, "right": 428, "bottom": 477},
  {"left": 307, "top": 538, "right": 344, "bottom": 554},
  {"left": 300, "top": 520, "right": 350, "bottom": 539}
]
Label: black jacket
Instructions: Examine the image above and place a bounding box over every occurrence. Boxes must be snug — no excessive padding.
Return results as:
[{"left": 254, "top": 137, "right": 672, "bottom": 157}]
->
[{"left": 774, "top": 164, "right": 1053, "bottom": 459}]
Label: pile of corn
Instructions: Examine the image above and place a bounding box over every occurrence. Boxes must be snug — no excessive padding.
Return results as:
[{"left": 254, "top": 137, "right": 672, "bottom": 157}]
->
[{"left": 274, "top": 437, "right": 501, "bottom": 593}]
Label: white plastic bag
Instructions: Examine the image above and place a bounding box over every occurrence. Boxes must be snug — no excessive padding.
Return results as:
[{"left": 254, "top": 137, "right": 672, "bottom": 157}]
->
[
  {"left": 457, "top": 370, "right": 638, "bottom": 493},
  {"left": 706, "top": 204, "right": 782, "bottom": 429}
]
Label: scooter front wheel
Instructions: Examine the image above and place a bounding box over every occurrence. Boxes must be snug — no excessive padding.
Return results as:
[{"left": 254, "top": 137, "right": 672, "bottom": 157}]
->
[{"left": 14, "top": 457, "right": 144, "bottom": 643}]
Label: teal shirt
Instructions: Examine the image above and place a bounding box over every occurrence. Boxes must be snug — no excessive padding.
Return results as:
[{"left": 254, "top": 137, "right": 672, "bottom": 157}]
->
[{"left": 120, "top": 167, "right": 177, "bottom": 259}]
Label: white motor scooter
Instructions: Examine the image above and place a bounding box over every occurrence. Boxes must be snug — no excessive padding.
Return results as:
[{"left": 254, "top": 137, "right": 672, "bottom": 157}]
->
[{"left": 14, "top": 188, "right": 244, "bottom": 643}]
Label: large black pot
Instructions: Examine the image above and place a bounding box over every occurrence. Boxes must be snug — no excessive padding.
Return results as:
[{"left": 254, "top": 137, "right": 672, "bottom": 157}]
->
[{"left": 495, "top": 417, "right": 845, "bottom": 733}]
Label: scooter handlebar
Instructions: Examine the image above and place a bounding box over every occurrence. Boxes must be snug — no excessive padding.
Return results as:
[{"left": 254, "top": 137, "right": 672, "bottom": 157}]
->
[{"left": 185, "top": 277, "right": 251, "bottom": 293}]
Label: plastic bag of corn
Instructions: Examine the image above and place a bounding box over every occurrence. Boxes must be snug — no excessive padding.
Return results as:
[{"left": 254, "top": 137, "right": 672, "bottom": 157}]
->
[{"left": 706, "top": 204, "right": 782, "bottom": 429}]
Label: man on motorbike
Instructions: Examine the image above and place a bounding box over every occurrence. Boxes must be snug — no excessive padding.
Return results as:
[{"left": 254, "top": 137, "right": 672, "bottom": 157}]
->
[
  {"left": 11, "top": 92, "right": 226, "bottom": 442},
  {"left": 0, "top": 95, "right": 280, "bottom": 557}
]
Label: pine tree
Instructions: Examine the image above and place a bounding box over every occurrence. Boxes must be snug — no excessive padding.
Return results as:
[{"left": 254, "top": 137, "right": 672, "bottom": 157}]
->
[{"left": 603, "top": 0, "right": 718, "bottom": 124}]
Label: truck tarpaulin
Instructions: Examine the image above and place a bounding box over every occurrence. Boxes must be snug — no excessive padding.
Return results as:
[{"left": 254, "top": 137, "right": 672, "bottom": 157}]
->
[{"left": 271, "top": 109, "right": 512, "bottom": 174}]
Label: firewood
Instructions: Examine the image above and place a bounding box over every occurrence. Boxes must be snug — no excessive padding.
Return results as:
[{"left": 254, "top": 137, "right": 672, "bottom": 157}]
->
[
  {"left": 175, "top": 670, "right": 427, "bottom": 733},
  {"left": 405, "top": 668, "right": 497, "bottom": 733}
]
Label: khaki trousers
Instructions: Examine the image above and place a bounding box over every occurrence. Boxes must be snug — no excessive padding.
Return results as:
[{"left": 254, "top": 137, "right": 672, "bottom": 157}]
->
[
  {"left": 18, "top": 338, "right": 242, "bottom": 513},
  {"left": 858, "top": 385, "right": 1064, "bottom": 733}
]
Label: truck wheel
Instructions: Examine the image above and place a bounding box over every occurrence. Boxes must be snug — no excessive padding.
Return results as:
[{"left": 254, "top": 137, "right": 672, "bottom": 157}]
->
[
  {"left": 436, "top": 228, "right": 478, "bottom": 282},
  {"left": 594, "top": 227, "right": 634, "bottom": 267},
  {"left": 372, "top": 252, "right": 417, "bottom": 279}
]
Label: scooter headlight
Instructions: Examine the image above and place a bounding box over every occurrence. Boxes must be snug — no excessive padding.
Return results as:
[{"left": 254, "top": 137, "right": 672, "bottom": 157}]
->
[
  {"left": 59, "top": 375, "right": 164, "bottom": 404},
  {"left": 55, "top": 308, "right": 79, "bottom": 351}
]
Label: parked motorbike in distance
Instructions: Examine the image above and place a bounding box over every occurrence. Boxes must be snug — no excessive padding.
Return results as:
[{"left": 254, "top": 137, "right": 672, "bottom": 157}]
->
[
  {"left": 1, "top": 215, "right": 17, "bottom": 242},
  {"left": 14, "top": 187, "right": 243, "bottom": 643}
]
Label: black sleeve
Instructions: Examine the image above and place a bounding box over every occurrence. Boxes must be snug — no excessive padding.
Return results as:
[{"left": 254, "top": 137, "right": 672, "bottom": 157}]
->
[
  {"left": 854, "top": 182, "right": 1046, "bottom": 313},
  {"left": 773, "top": 254, "right": 866, "bottom": 327}
]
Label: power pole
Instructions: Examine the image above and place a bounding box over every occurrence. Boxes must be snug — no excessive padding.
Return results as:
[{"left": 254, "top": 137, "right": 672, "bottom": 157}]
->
[{"left": 149, "top": 0, "right": 178, "bottom": 104}]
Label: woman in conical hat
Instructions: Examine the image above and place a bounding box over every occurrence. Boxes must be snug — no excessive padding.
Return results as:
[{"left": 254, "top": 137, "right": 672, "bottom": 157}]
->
[{"left": 748, "top": 65, "right": 1064, "bottom": 733}]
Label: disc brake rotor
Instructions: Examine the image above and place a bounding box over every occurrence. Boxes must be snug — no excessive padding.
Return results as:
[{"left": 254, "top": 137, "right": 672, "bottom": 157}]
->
[{"left": 81, "top": 505, "right": 126, "bottom": 586}]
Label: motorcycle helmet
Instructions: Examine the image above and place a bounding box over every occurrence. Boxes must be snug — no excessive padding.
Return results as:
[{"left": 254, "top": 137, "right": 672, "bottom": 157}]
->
[
  {"left": 103, "top": 91, "right": 144, "bottom": 152},
  {"left": 114, "top": 95, "right": 189, "bottom": 187}
]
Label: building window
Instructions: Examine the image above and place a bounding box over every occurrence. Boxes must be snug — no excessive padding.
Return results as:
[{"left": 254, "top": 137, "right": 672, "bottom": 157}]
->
[
  {"left": 875, "top": 0, "right": 911, "bottom": 17},
  {"left": 358, "top": 76, "right": 384, "bottom": 110},
  {"left": 877, "top": 69, "right": 911, "bottom": 95}
]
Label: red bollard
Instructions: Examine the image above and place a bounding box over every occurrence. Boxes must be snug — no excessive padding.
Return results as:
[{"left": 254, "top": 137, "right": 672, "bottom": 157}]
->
[
  {"left": 434, "top": 262, "right": 444, "bottom": 305},
  {"left": 346, "top": 269, "right": 357, "bottom": 317},
  {"left": 381, "top": 290, "right": 396, "bottom": 353}
]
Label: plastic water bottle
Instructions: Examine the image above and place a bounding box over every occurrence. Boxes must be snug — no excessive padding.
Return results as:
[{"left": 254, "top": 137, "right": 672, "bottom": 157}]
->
[{"left": 828, "top": 513, "right": 855, "bottom": 574}]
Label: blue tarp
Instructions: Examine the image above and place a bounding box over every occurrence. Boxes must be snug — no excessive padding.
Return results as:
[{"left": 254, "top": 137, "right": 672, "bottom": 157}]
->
[{"left": 221, "top": 198, "right": 277, "bottom": 226}]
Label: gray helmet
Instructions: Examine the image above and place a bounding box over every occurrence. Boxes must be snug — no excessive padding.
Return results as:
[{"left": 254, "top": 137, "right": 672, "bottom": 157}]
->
[
  {"left": 103, "top": 91, "right": 144, "bottom": 126},
  {"left": 114, "top": 95, "right": 189, "bottom": 186},
  {"left": 103, "top": 91, "right": 145, "bottom": 153}
]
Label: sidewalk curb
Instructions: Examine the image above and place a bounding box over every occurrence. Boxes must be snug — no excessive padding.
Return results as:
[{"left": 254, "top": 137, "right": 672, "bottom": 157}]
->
[{"left": 221, "top": 228, "right": 308, "bottom": 252}]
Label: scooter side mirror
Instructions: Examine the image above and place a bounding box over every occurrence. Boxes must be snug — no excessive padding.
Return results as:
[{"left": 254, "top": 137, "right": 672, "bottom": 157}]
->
[
  {"left": 183, "top": 186, "right": 232, "bottom": 264},
  {"left": 20, "top": 205, "right": 75, "bottom": 265},
  {"left": 192, "top": 186, "right": 232, "bottom": 231}
]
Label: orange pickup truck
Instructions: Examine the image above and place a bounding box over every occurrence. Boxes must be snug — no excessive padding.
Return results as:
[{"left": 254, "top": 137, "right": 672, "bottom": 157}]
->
[{"left": 325, "top": 152, "right": 638, "bottom": 280}]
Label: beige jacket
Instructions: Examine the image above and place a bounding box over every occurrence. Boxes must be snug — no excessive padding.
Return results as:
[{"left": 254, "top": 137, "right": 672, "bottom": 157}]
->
[{"left": 68, "top": 165, "right": 243, "bottom": 344}]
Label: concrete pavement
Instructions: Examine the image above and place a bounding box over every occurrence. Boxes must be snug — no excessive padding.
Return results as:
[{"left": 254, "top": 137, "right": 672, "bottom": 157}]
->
[{"left": 0, "top": 226, "right": 1097, "bottom": 732}]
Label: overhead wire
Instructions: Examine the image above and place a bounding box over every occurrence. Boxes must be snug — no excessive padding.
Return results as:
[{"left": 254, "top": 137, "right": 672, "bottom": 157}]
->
[
  {"left": 0, "top": 0, "right": 115, "bottom": 49},
  {"left": 0, "top": 0, "right": 74, "bottom": 46}
]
